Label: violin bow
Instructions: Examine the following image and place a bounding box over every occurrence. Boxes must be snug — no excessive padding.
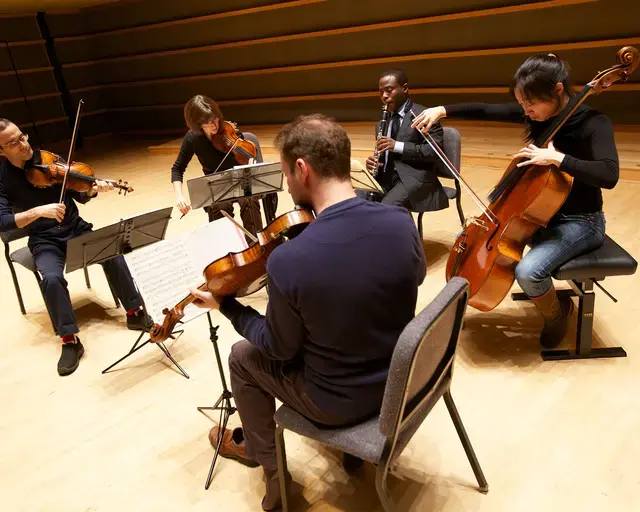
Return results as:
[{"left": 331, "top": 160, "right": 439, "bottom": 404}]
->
[
  {"left": 408, "top": 110, "right": 499, "bottom": 227},
  {"left": 58, "top": 99, "right": 84, "bottom": 203}
]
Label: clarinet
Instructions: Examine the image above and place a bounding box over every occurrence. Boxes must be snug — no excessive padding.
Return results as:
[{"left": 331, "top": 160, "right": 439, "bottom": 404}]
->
[{"left": 366, "top": 103, "right": 391, "bottom": 201}]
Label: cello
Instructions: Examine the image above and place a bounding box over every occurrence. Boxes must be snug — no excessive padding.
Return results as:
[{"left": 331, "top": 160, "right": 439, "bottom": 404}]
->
[
  {"left": 412, "top": 46, "right": 639, "bottom": 311},
  {"left": 149, "top": 207, "right": 314, "bottom": 342}
]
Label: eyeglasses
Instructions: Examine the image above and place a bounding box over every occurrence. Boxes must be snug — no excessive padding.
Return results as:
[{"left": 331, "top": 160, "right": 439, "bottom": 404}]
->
[{"left": 2, "top": 133, "right": 29, "bottom": 148}]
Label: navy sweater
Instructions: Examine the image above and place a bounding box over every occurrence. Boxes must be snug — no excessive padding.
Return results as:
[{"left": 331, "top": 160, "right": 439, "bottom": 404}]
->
[
  {"left": 0, "top": 151, "right": 93, "bottom": 241},
  {"left": 220, "top": 197, "right": 426, "bottom": 420}
]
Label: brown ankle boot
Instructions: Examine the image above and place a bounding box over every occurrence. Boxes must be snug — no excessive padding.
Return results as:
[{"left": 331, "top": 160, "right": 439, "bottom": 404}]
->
[{"left": 531, "top": 288, "right": 574, "bottom": 348}]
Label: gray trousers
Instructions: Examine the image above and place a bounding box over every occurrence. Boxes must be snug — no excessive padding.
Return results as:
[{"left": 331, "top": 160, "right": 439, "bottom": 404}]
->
[{"left": 229, "top": 340, "right": 345, "bottom": 471}]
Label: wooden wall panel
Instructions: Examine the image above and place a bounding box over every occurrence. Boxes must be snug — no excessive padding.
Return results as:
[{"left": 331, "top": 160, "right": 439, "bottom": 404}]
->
[
  {"left": 49, "top": 0, "right": 538, "bottom": 63},
  {"left": 0, "top": 42, "right": 51, "bottom": 73},
  {"left": 0, "top": 69, "right": 59, "bottom": 98},
  {"left": 0, "top": 15, "right": 42, "bottom": 42},
  {"left": 0, "top": 95, "right": 64, "bottom": 127},
  {"left": 4, "top": 0, "right": 638, "bottom": 143}
]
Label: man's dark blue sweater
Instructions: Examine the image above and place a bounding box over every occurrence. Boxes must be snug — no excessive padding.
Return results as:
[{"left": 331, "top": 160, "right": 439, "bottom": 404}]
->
[{"left": 220, "top": 196, "right": 426, "bottom": 420}]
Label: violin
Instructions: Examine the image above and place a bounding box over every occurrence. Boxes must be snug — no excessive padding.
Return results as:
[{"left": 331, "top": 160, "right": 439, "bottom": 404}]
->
[
  {"left": 211, "top": 120, "right": 257, "bottom": 165},
  {"left": 439, "top": 46, "right": 639, "bottom": 312},
  {"left": 26, "top": 150, "right": 134, "bottom": 195},
  {"left": 149, "top": 207, "right": 314, "bottom": 343}
]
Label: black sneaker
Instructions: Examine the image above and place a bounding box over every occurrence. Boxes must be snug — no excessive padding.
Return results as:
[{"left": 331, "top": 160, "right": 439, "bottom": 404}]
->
[
  {"left": 126, "top": 309, "right": 153, "bottom": 331},
  {"left": 58, "top": 338, "right": 84, "bottom": 376}
]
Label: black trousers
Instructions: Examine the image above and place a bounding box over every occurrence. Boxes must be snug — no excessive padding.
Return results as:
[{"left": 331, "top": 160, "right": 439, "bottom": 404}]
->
[
  {"left": 229, "top": 340, "right": 348, "bottom": 471},
  {"left": 29, "top": 226, "right": 142, "bottom": 337},
  {"left": 207, "top": 197, "right": 263, "bottom": 236}
]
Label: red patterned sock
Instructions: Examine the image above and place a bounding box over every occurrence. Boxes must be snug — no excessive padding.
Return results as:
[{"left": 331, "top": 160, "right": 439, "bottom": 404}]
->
[
  {"left": 61, "top": 334, "right": 76, "bottom": 344},
  {"left": 127, "top": 307, "right": 142, "bottom": 317}
]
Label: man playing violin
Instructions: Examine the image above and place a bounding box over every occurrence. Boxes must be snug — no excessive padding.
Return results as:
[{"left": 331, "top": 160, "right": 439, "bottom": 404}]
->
[
  {"left": 171, "top": 95, "right": 276, "bottom": 235},
  {"left": 365, "top": 68, "right": 449, "bottom": 212},
  {"left": 0, "top": 119, "right": 150, "bottom": 376},
  {"left": 189, "top": 114, "right": 426, "bottom": 510}
]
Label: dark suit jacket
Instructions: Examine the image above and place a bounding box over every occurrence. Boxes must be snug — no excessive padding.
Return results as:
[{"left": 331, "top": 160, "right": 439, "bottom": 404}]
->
[{"left": 377, "top": 99, "right": 448, "bottom": 212}]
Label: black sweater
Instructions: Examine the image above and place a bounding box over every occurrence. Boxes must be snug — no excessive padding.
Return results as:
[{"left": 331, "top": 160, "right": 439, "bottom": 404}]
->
[
  {"left": 444, "top": 102, "right": 619, "bottom": 214},
  {"left": 170, "top": 130, "right": 239, "bottom": 183},
  {"left": 220, "top": 197, "right": 427, "bottom": 420},
  {"left": 0, "top": 150, "right": 93, "bottom": 241}
]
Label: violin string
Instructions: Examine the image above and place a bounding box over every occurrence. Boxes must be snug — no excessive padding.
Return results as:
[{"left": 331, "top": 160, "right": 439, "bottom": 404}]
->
[{"left": 409, "top": 110, "right": 498, "bottom": 225}]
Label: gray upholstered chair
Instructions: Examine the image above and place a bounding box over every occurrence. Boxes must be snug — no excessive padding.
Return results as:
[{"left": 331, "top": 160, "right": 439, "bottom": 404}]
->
[
  {"left": 416, "top": 126, "right": 465, "bottom": 239},
  {"left": 274, "top": 277, "right": 487, "bottom": 511},
  {"left": 242, "top": 131, "right": 278, "bottom": 224},
  {"left": 1, "top": 227, "right": 119, "bottom": 334}
]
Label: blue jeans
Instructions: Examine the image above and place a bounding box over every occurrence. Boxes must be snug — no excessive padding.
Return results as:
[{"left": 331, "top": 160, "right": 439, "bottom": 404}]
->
[{"left": 515, "top": 212, "right": 606, "bottom": 298}]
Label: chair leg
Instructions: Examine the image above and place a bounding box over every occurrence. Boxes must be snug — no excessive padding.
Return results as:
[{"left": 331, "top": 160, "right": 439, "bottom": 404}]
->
[
  {"left": 34, "top": 272, "right": 58, "bottom": 335},
  {"left": 275, "top": 425, "right": 291, "bottom": 512},
  {"left": 455, "top": 184, "right": 465, "bottom": 227},
  {"left": 443, "top": 390, "right": 488, "bottom": 493},
  {"left": 374, "top": 459, "right": 396, "bottom": 512},
  {"left": 417, "top": 212, "right": 424, "bottom": 240},
  {"left": 5, "top": 246, "right": 26, "bottom": 314}
]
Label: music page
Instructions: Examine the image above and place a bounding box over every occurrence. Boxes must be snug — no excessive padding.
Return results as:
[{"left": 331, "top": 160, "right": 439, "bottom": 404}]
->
[{"left": 124, "top": 217, "right": 248, "bottom": 325}]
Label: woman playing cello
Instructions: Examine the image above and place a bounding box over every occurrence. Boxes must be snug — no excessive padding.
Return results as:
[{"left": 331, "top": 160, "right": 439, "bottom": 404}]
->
[{"left": 412, "top": 53, "right": 620, "bottom": 348}]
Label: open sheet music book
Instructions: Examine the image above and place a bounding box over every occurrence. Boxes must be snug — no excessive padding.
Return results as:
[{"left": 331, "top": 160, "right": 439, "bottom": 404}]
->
[{"left": 124, "top": 218, "right": 248, "bottom": 326}]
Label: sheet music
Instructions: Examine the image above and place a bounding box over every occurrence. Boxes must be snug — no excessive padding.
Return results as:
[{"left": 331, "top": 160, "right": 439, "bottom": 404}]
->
[{"left": 124, "top": 218, "right": 248, "bottom": 326}]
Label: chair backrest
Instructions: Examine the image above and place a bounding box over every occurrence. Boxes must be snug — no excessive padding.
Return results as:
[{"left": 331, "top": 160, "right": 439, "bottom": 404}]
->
[
  {"left": 435, "top": 126, "right": 462, "bottom": 180},
  {"left": 242, "top": 132, "right": 264, "bottom": 163},
  {"left": 0, "top": 227, "right": 29, "bottom": 245},
  {"left": 379, "top": 277, "right": 469, "bottom": 446}
]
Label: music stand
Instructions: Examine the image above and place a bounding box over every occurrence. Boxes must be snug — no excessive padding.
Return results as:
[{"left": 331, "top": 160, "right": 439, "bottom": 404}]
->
[
  {"left": 86, "top": 207, "right": 187, "bottom": 379},
  {"left": 188, "top": 162, "right": 283, "bottom": 489},
  {"left": 349, "top": 159, "right": 384, "bottom": 195}
]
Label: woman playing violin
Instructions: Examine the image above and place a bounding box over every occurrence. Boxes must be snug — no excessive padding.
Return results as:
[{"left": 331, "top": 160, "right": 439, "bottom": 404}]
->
[
  {"left": 171, "top": 95, "right": 265, "bottom": 236},
  {"left": 0, "top": 118, "right": 150, "bottom": 376},
  {"left": 412, "top": 54, "right": 620, "bottom": 348}
]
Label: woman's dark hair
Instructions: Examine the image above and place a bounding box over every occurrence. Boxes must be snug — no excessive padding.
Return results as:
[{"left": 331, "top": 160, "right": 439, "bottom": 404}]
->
[
  {"left": 511, "top": 54, "right": 574, "bottom": 141},
  {"left": 510, "top": 53, "right": 574, "bottom": 103},
  {"left": 184, "top": 95, "right": 224, "bottom": 133}
]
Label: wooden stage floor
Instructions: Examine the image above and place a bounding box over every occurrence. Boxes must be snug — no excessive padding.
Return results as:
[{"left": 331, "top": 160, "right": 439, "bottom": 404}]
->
[{"left": 1, "top": 124, "right": 639, "bottom": 512}]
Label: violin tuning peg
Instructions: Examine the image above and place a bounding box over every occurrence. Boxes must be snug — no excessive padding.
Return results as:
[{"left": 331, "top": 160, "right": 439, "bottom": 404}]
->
[
  {"left": 177, "top": 320, "right": 184, "bottom": 325},
  {"left": 169, "top": 335, "right": 176, "bottom": 340}
]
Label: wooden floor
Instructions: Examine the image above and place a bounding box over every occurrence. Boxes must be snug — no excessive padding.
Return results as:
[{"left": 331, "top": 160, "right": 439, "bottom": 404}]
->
[{"left": 2, "top": 125, "right": 640, "bottom": 512}]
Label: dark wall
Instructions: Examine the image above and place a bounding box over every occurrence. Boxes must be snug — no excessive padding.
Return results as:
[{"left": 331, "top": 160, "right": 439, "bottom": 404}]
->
[{"left": 2, "top": 0, "right": 639, "bottom": 143}]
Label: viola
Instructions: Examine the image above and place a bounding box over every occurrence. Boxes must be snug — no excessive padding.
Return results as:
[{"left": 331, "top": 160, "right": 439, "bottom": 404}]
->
[
  {"left": 211, "top": 120, "right": 258, "bottom": 165},
  {"left": 439, "top": 46, "right": 639, "bottom": 311},
  {"left": 149, "top": 207, "right": 314, "bottom": 342},
  {"left": 26, "top": 150, "right": 134, "bottom": 195}
]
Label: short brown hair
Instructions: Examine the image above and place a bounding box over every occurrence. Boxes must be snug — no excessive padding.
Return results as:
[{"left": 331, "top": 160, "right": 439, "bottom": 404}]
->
[
  {"left": 184, "top": 95, "right": 224, "bottom": 133},
  {"left": 0, "top": 118, "right": 11, "bottom": 132},
  {"left": 274, "top": 114, "right": 351, "bottom": 181}
]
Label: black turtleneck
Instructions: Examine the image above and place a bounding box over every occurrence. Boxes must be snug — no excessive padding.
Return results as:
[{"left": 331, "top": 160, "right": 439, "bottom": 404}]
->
[{"left": 443, "top": 102, "right": 619, "bottom": 214}]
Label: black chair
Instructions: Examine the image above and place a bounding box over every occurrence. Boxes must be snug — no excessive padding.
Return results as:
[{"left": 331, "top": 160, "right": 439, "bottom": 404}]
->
[
  {"left": 242, "top": 131, "right": 278, "bottom": 224},
  {"left": 416, "top": 126, "right": 465, "bottom": 239},
  {"left": 1, "top": 227, "right": 120, "bottom": 334},
  {"left": 512, "top": 235, "right": 638, "bottom": 360},
  {"left": 274, "top": 277, "right": 488, "bottom": 511}
]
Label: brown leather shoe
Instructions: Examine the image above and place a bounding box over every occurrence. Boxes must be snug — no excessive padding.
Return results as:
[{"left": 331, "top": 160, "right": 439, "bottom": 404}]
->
[{"left": 208, "top": 426, "right": 259, "bottom": 468}]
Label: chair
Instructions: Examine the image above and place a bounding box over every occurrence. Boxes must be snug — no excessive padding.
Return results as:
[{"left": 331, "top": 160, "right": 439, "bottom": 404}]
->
[
  {"left": 242, "top": 131, "right": 278, "bottom": 224},
  {"left": 416, "top": 126, "right": 465, "bottom": 239},
  {"left": 1, "top": 227, "right": 120, "bottom": 334},
  {"left": 274, "top": 277, "right": 488, "bottom": 511},
  {"left": 512, "top": 235, "right": 637, "bottom": 360}
]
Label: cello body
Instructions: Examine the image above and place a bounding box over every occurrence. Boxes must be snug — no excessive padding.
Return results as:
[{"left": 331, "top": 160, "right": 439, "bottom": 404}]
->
[
  {"left": 445, "top": 164, "right": 572, "bottom": 311},
  {"left": 444, "top": 46, "right": 638, "bottom": 312}
]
